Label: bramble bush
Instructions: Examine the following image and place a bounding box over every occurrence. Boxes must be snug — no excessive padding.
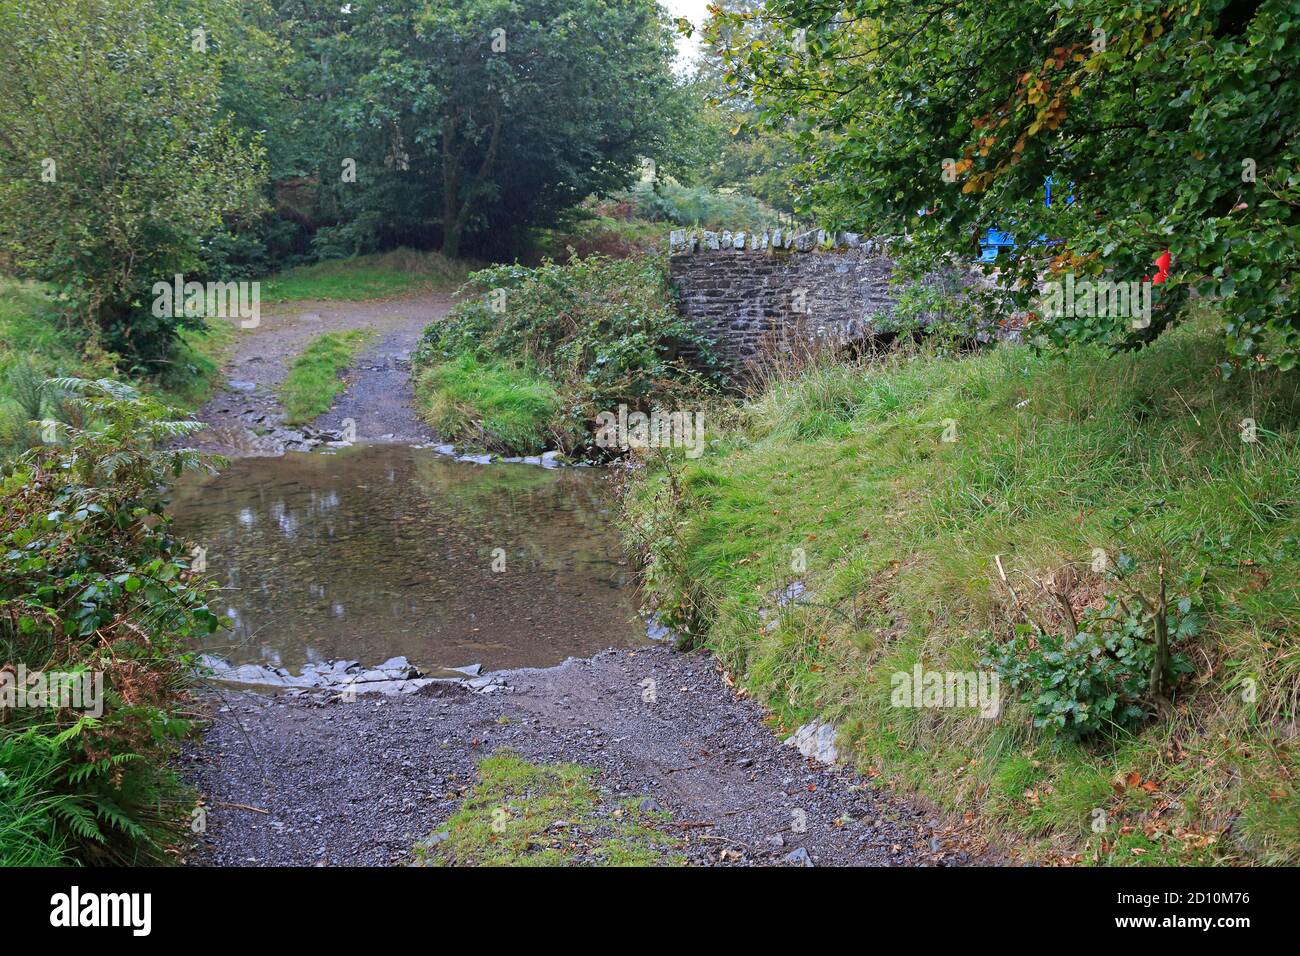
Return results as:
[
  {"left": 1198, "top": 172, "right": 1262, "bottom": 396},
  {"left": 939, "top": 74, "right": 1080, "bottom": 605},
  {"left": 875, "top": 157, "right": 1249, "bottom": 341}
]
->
[{"left": 986, "top": 556, "right": 1201, "bottom": 739}]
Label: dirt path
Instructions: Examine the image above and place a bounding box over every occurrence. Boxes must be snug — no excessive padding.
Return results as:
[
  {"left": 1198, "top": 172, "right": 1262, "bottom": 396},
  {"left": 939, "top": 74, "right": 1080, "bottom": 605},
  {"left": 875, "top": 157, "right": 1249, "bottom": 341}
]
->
[
  {"left": 190, "top": 294, "right": 451, "bottom": 456},
  {"left": 187, "top": 647, "right": 981, "bottom": 867},
  {"left": 185, "top": 293, "right": 987, "bottom": 867}
]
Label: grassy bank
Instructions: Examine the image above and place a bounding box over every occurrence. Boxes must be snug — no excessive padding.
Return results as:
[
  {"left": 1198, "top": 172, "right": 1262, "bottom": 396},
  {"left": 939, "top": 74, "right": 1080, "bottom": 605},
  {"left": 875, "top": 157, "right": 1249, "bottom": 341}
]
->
[
  {"left": 413, "top": 352, "right": 561, "bottom": 454},
  {"left": 0, "top": 279, "right": 230, "bottom": 460},
  {"left": 411, "top": 254, "right": 724, "bottom": 457},
  {"left": 1, "top": 381, "right": 224, "bottom": 865},
  {"left": 261, "top": 249, "right": 471, "bottom": 304},
  {"left": 278, "top": 329, "right": 375, "bottom": 424},
  {"left": 625, "top": 323, "right": 1300, "bottom": 865}
]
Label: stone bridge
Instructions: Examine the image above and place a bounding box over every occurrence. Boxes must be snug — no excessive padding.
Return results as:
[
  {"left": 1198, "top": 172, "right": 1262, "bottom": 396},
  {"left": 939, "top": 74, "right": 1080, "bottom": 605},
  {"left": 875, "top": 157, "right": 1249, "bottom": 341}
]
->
[
  {"left": 666, "top": 225, "right": 1014, "bottom": 372},
  {"left": 667, "top": 228, "right": 907, "bottom": 369}
]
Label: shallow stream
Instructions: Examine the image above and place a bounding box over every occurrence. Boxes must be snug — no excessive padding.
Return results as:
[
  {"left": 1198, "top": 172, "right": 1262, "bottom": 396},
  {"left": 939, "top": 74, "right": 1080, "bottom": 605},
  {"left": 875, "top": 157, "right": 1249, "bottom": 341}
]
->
[{"left": 167, "top": 444, "right": 647, "bottom": 675}]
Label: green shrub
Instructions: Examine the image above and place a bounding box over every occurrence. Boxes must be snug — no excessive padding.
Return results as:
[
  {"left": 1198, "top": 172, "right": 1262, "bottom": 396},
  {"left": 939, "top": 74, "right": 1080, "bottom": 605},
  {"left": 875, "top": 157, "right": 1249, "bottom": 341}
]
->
[
  {"left": 986, "top": 558, "right": 1201, "bottom": 739},
  {"left": 415, "top": 353, "right": 563, "bottom": 455},
  {"left": 0, "top": 378, "right": 224, "bottom": 864},
  {"left": 0, "top": 0, "right": 266, "bottom": 368},
  {"left": 413, "top": 254, "right": 726, "bottom": 455}
]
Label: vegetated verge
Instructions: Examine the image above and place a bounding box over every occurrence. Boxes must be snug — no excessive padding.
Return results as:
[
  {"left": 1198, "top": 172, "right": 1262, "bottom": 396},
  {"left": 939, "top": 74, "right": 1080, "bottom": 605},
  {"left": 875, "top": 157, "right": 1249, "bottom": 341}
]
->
[
  {"left": 0, "top": 278, "right": 231, "bottom": 463},
  {"left": 279, "top": 329, "right": 376, "bottom": 425},
  {"left": 413, "top": 750, "right": 685, "bottom": 867},
  {"left": 623, "top": 317, "right": 1300, "bottom": 866},
  {"left": 411, "top": 254, "right": 727, "bottom": 457},
  {"left": 0, "top": 380, "right": 223, "bottom": 865}
]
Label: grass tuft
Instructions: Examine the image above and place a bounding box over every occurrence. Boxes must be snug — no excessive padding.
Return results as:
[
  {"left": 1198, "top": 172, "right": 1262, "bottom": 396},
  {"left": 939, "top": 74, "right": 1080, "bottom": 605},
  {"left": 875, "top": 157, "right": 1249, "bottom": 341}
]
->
[
  {"left": 279, "top": 329, "right": 375, "bottom": 424},
  {"left": 414, "top": 352, "right": 562, "bottom": 454},
  {"left": 414, "top": 751, "right": 684, "bottom": 867}
]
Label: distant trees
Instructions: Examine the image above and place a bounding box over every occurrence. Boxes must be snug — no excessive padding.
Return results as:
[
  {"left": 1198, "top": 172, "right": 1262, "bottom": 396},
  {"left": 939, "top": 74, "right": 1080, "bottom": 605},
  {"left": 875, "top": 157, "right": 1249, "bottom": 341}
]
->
[
  {"left": 0, "top": 0, "right": 694, "bottom": 365},
  {"left": 261, "top": 0, "right": 684, "bottom": 260},
  {"left": 708, "top": 0, "right": 1300, "bottom": 370}
]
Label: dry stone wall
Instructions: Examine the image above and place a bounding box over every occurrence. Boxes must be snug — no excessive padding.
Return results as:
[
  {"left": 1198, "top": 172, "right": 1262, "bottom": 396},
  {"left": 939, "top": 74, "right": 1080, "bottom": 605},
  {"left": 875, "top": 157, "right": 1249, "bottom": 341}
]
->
[{"left": 667, "top": 228, "right": 907, "bottom": 368}]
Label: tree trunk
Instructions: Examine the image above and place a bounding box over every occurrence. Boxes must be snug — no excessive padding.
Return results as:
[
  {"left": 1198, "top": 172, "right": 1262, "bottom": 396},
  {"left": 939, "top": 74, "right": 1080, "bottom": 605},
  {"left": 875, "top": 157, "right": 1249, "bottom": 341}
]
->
[
  {"left": 440, "top": 111, "right": 461, "bottom": 258},
  {"left": 441, "top": 216, "right": 461, "bottom": 259},
  {"left": 439, "top": 106, "right": 501, "bottom": 261}
]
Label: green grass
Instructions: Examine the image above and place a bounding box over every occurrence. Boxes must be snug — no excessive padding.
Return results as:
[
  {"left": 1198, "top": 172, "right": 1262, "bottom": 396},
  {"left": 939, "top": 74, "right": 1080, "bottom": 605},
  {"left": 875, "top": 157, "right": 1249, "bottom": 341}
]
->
[
  {"left": 414, "top": 351, "right": 562, "bottom": 454},
  {"left": 0, "top": 280, "right": 83, "bottom": 360},
  {"left": 0, "top": 278, "right": 232, "bottom": 460},
  {"left": 260, "top": 249, "right": 471, "bottom": 304},
  {"left": 0, "top": 734, "right": 69, "bottom": 867},
  {"left": 414, "top": 751, "right": 684, "bottom": 867},
  {"left": 155, "top": 321, "right": 236, "bottom": 410},
  {"left": 278, "top": 329, "right": 375, "bottom": 424},
  {"left": 625, "top": 320, "right": 1300, "bottom": 866}
]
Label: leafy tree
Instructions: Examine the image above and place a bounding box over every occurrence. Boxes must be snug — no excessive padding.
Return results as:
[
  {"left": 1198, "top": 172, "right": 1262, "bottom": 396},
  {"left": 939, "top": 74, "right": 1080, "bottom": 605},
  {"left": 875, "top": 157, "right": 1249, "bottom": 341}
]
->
[
  {"left": 707, "top": 0, "right": 1300, "bottom": 370},
  {"left": 323, "top": 0, "right": 681, "bottom": 258},
  {"left": 0, "top": 0, "right": 267, "bottom": 366},
  {"left": 688, "top": 1, "right": 803, "bottom": 215}
]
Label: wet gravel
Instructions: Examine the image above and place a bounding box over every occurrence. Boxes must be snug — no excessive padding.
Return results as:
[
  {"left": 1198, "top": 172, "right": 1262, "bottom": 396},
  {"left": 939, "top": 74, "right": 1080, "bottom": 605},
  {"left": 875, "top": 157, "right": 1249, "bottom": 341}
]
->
[{"left": 185, "top": 645, "right": 977, "bottom": 867}]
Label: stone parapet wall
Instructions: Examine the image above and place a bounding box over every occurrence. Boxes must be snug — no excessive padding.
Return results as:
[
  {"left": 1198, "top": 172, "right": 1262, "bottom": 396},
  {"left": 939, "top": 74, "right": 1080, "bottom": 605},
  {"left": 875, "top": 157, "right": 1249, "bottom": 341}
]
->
[{"left": 667, "top": 228, "right": 905, "bottom": 368}]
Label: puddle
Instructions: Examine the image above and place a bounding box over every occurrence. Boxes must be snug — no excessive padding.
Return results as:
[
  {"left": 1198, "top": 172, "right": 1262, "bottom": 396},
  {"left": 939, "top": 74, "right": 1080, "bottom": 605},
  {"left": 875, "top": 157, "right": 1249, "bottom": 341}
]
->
[{"left": 167, "top": 444, "right": 648, "bottom": 674}]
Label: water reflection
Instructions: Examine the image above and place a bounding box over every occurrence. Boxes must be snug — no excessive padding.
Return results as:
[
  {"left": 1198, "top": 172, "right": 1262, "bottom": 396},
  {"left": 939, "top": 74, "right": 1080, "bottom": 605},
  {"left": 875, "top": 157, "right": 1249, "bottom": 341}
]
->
[{"left": 167, "top": 445, "right": 646, "bottom": 672}]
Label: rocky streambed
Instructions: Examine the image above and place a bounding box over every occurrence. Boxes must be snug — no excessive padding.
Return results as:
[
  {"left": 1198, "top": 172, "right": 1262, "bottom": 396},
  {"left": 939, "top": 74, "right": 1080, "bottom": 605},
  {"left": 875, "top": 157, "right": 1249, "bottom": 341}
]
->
[{"left": 198, "top": 653, "right": 507, "bottom": 697}]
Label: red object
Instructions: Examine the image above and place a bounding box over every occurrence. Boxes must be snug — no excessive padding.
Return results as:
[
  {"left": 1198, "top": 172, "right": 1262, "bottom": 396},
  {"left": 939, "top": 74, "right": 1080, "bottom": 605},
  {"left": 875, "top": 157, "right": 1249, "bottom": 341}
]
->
[{"left": 1147, "top": 250, "right": 1171, "bottom": 285}]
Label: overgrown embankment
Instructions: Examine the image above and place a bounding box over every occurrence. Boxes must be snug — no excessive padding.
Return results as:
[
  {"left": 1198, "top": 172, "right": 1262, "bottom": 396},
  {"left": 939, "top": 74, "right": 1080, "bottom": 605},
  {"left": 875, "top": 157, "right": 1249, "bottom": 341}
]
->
[
  {"left": 624, "top": 323, "right": 1300, "bottom": 865},
  {"left": 0, "top": 279, "right": 229, "bottom": 461},
  {"left": 411, "top": 254, "right": 726, "bottom": 457},
  {"left": 0, "top": 381, "right": 223, "bottom": 865}
]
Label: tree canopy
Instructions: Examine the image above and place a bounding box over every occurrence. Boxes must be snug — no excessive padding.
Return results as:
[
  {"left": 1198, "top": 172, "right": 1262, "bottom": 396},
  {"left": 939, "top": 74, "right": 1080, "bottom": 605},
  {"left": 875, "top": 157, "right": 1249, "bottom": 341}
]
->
[
  {"left": 0, "top": 0, "right": 267, "bottom": 365},
  {"left": 707, "top": 0, "right": 1300, "bottom": 370},
  {"left": 0, "top": 0, "right": 693, "bottom": 363},
  {"left": 264, "top": 0, "right": 684, "bottom": 259}
]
